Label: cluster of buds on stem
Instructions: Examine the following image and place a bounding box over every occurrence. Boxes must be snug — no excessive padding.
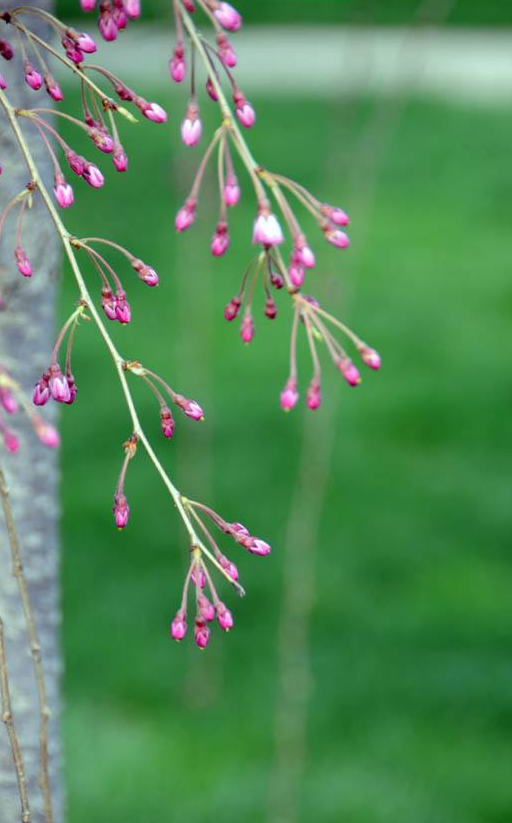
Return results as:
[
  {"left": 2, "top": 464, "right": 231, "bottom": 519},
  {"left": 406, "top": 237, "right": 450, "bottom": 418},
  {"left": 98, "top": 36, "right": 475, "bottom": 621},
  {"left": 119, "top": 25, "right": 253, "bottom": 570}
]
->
[
  {"left": 0, "top": 367, "right": 59, "bottom": 453},
  {"left": 78, "top": 1, "right": 141, "bottom": 42}
]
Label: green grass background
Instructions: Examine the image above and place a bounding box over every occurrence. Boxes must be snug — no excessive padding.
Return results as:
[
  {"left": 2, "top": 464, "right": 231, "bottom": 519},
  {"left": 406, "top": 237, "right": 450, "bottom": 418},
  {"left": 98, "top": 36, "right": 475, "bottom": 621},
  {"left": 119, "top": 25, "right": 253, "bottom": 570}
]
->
[{"left": 54, "top": 51, "right": 512, "bottom": 823}]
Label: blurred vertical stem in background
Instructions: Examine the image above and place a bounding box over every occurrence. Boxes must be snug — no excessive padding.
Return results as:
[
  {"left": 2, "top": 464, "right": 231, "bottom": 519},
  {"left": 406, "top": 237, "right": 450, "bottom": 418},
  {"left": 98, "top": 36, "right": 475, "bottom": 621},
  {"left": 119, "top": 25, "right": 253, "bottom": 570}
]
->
[
  {"left": 0, "top": 2, "right": 62, "bottom": 821},
  {"left": 268, "top": 2, "right": 457, "bottom": 821}
]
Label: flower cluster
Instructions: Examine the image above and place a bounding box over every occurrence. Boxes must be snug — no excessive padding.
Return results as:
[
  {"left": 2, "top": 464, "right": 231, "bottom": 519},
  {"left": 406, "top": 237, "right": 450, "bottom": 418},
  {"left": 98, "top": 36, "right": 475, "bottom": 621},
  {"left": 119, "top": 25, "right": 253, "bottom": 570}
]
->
[
  {"left": 79, "top": 0, "right": 141, "bottom": 42},
  {"left": 0, "top": 366, "right": 59, "bottom": 453},
  {"left": 169, "top": 0, "right": 382, "bottom": 409}
]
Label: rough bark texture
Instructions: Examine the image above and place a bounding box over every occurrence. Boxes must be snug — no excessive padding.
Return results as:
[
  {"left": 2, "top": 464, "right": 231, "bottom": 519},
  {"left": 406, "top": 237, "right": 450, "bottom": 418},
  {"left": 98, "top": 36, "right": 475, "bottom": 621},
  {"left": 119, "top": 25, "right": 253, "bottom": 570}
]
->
[{"left": 0, "top": 2, "right": 62, "bottom": 820}]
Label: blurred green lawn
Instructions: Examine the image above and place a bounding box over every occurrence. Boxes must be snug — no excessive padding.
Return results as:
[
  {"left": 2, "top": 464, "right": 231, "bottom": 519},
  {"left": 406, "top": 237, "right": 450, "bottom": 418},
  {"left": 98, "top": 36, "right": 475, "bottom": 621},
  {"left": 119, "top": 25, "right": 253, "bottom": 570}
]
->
[{"left": 56, "top": 82, "right": 512, "bottom": 823}]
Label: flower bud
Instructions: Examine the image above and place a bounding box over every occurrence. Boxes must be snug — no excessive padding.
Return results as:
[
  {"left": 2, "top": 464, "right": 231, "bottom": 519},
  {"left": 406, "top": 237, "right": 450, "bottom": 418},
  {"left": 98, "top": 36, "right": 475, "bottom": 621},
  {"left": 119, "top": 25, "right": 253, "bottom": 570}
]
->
[
  {"left": 44, "top": 75, "right": 63, "bottom": 101},
  {"left": 224, "top": 295, "right": 241, "bottom": 321},
  {"left": 54, "top": 173, "right": 74, "bottom": 208},
  {"left": 66, "top": 151, "right": 86, "bottom": 177},
  {"left": 206, "top": 77, "right": 219, "bottom": 101},
  {"left": 49, "top": 365, "right": 71, "bottom": 403},
  {"left": 337, "top": 358, "right": 361, "bottom": 387},
  {"left": 14, "top": 246, "right": 32, "bottom": 278},
  {"left": 217, "top": 33, "right": 237, "bottom": 67},
  {"left": 306, "top": 378, "right": 321, "bottom": 410},
  {"left": 139, "top": 99, "right": 168, "bottom": 123},
  {"left": 125, "top": 0, "right": 141, "bottom": 18},
  {"left": 181, "top": 101, "right": 202, "bottom": 146},
  {"left": 265, "top": 297, "right": 277, "bottom": 319},
  {"left": 173, "top": 394, "right": 204, "bottom": 421},
  {"left": 359, "top": 346, "right": 381, "bottom": 371},
  {"left": 0, "top": 39, "right": 14, "bottom": 60},
  {"left": 217, "top": 603, "right": 234, "bottom": 631},
  {"left": 198, "top": 594, "right": 215, "bottom": 622},
  {"left": 213, "top": 2, "right": 242, "bottom": 32},
  {"left": 82, "top": 162, "right": 104, "bottom": 188},
  {"left": 114, "top": 290, "right": 131, "bottom": 324},
  {"left": 24, "top": 61, "right": 42, "bottom": 91},
  {"left": 160, "top": 406, "right": 175, "bottom": 438},
  {"left": 33, "top": 374, "right": 50, "bottom": 407},
  {"left": 169, "top": 44, "right": 186, "bottom": 83},
  {"left": 211, "top": 221, "right": 230, "bottom": 257},
  {"left": 175, "top": 198, "right": 197, "bottom": 231},
  {"left": 171, "top": 610, "right": 187, "bottom": 641},
  {"left": 101, "top": 288, "right": 117, "bottom": 321},
  {"left": 324, "top": 228, "right": 350, "bottom": 249},
  {"left": 113, "top": 492, "right": 130, "bottom": 529},
  {"left": 223, "top": 176, "right": 240, "bottom": 207},
  {"left": 240, "top": 313, "right": 254, "bottom": 344},
  {"left": 3, "top": 429, "right": 19, "bottom": 454},
  {"left": 280, "top": 379, "right": 298, "bottom": 411},
  {"left": 0, "top": 388, "right": 17, "bottom": 414},
  {"left": 132, "top": 258, "right": 158, "bottom": 286},
  {"left": 76, "top": 32, "right": 97, "bottom": 53},
  {"left": 194, "top": 619, "right": 210, "bottom": 649},
  {"left": 80, "top": 0, "right": 96, "bottom": 10},
  {"left": 234, "top": 92, "right": 255, "bottom": 129},
  {"left": 113, "top": 146, "right": 128, "bottom": 172},
  {"left": 253, "top": 210, "right": 284, "bottom": 246},
  {"left": 34, "top": 421, "right": 60, "bottom": 449}
]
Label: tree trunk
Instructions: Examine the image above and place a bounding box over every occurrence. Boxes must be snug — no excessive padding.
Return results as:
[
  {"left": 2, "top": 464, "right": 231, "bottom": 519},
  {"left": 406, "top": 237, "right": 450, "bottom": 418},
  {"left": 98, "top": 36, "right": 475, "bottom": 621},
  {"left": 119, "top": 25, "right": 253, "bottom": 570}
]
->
[{"left": 0, "top": 2, "right": 62, "bottom": 820}]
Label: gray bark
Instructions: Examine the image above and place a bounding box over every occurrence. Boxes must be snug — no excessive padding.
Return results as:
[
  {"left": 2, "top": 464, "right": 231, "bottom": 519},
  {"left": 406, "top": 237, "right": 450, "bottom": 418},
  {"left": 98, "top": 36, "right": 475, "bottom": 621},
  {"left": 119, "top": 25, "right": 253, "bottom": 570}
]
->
[{"left": 0, "top": 1, "right": 62, "bottom": 821}]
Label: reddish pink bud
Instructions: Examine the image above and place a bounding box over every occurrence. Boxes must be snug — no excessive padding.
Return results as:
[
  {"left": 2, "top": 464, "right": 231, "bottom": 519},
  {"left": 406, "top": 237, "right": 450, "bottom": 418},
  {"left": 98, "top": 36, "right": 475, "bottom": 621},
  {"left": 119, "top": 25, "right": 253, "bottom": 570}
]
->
[
  {"left": 280, "top": 378, "right": 299, "bottom": 411},
  {"left": 173, "top": 394, "right": 204, "bottom": 421},
  {"left": 82, "top": 162, "right": 104, "bottom": 188},
  {"left": 324, "top": 228, "right": 350, "bottom": 249},
  {"left": 132, "top": 258, "right": 158, "bottom": 286},
  {"left": 66, "top": 151, "right": 86, "bottom": 177},
  {"left": 289, "top": 260, "right": 304, "bottom": 288},
  {"left": 223, "top": 176, "right": 240, "bottom": 206},
  {"left": 113, "top": 492, "right": 130, "bottom": 529},
  {"left": 33, "top": 374, "right": 50, "bottom": 407},
  {"left": 265, "top": 297, "right": 277, "bottom": 319},
  {"left": 191, "top": 567, "right": 206, "bottom": 588},
  {"left": 323, "top": 205, "right": 350, "bottom": 226},
  {"left": 14, "top": 246, "right": 32, "bottom": 278},
  {"left": 3, "top": 429, "right": 19, "bottom": 454},
  {"left": 230, "top": 522, "right": 249, "bottom": 536},
  {"left": 198, "top": 594, "right": 215, "bottom": 622},
  {"left": 214, "top": 1, "right": 242, "bottom": 31},
  {"left": 114, "top": 82, "right": 134, "bottom": 102},
  {"left": 194, "top": 619, "right": 210, "bottom": 649},
  {"left": 224, "top": 295, "right": 241, "bottom": 321},
  {"left": 359, "top": 346, "right": 381, "bottom": 371},
  {"left": 253, "top": 210, "right": 284, "bottom": 246},
  {"left": 64, "top": 373, "right": 78, "bottom": 405},
  {"left": 76, "top": 32, "right": 97, "bottom": 53},
  {"left": 24, "top": 62, "right": 42, "bottom": 91},
  {"left": 181, "top": 101, "right": 202, "bottom": 146},
  {"left": 99, "top": 8, "right": 118, "bottom": 41},
  {"left": 171, "top": 610, "right": 187, "bottom": 641},
  {"left": 306, "top": 378, "right": 321, "bottom": 410},
  {"left": 295, "top": 241, "right": 316, "bottom": 269},
  {"left": 160, "top": 406, "right": 175, "bottom": 438},
  {"left": 49, "top": 365, "right": 70, "bottom": 403},
  {"left": 34, "top": 421, "right": 60, "bottom": 449},
  {"left": 44, "top": 75, "right": 63, "bottom": 101},
  {"left": 182, "top": 0, "right": 195, "bottom": 10},
  {"left": 63, "top": 36, "right": 84, "bottom": 63},
  {"left": 247, "top": 537, "right": 271, "bottom": 556},
  {"left": 0, "top": 388, "right": 18, "bottom": 414},
  {"left": 169, "top": 44, "right": 186, "bottom": 83},
  {"left": 337, "top": 358, "right": 361, "bottom": 387},
  {"left": 270, "top": 269, "right": 284, "bottom": 290},
  {"left": 205, "top": 77, "right": 219, "bottom": 101},
  {"left": 114, "top": 290, "right": 131, "bottom": 324},
  {"left": 54, "top": 173, "right": 74, "bottom": 208},
  {"left": 0, "top": 73, "right": 7, "bottom": 90},
  {"left": 175, "top": 198, "right": 197, "bottom": 232},
  {"left": 88, "top": 126, "right": 114, "bottom": 154},
  {"left": 80, "top": 0, "right": 96, "bottom": 9},
  {"left": 139, "top": 99, "right": 168, "bottom": 123},
  {"left": 211, "top": 221, "right": 230, "bottom": 257},
  {"left": 217, "top": 33, "right": 237, "bottom": 67},
  {"left": 218, "top": 552, "right": 239, "bottom": 581},
  {"left": 240, "top": 313, "right": 254, "bottom": 344},
  {"left": 0, "top": 39, "right": 14, "bottom": 60},
  {"left": 234, "top": 92, "right": 255, "bottom": 129},
  {"left": 125, "top": 0, "right": 141, "bottom": 18},
  {"left": 113, "top": 146, "right": 128, "bottom": 172},
  {"left": 101, "top": 287, "right": 117, "bottom": 321},
  {"left": 217, "top": 603, "right": 233, "bottom": 631},
  {"left": 112, "top": 0, "right": 127, "bottom": 29}
]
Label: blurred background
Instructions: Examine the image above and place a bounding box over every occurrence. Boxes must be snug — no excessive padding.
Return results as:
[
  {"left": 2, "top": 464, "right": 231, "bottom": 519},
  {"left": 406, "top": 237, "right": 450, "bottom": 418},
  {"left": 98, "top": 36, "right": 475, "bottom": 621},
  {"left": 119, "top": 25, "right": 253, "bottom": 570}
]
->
[{"left": 49, "top": 1, "right": 512, "bottom": 821}]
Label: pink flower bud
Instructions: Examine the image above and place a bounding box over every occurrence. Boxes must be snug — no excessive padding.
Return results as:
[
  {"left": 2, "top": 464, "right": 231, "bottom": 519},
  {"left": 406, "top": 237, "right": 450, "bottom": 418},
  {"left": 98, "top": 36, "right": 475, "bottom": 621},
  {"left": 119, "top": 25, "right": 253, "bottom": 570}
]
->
[
  {"left": 240, "top": 313, "right": 254, "bottom": 344},
  {"left": 101, "top": 288, "right": 117, "bottom": 321},
  {"left": 114, "top": 290, "right": 131, "bottom": 324},
  {"left": 217, "top": 604, "right": 233, "bottom": 631},
  {"left": 125, "top": 0, "right": 141, "bottom": 18},
  {"left": 0, "top": 388, "right": 17, "bottom": 414},
  {"left": 171, "top": 611, "right": 187, "bottom": 641},
  {"left": 181, "top": 102, "right": 202, "bottom": 146},
  {"left": 230, "top": 522, "right": 250, "bottom": 536},
  {"left": 14, "top": 246, "right": 32, "bottom": 278},
  {"left": 0, "top": 39, "right": 14, "bottom": 60},
  {"left": 214, "top": 1, "right": 242, "bottom": 31},
  {"left": 113, "top": 146, "right": 128, "bottom": 172},
  {"left": 113, "top": 492, "right": 130, "bottom": 529},
  {"left": 49, "top": 365, "right": 71, "bottom": 403},
  {"left": 324, "top": 228, "right": 350, "bottom": 249},
  {"left": 89, "top": 126, "right": 115, "bottom": 154},
  {"left": 198, "top": 594, "right": 215, "bottom": 622},
  {"left": 65, "top": 44, "right": 84, "bottom": 64},
  {"left": 217, "top": 33, "right": 237, "bottom": 67},
  {"left": 265, "top": 297, "right": 277, "bottom": 319},
  {"left": 169, "top": 45, "right": 186, "bottom": 83},
  {"left": 191, "top": 567, "right": 205, "bottom": 588},
  {"left": 3, "top": 429, "right": 19, "bottom": 454},
  {"left": 306, "top": 378, "right": 321, "bottom": 410},
  {"left": 270, "top": 269, "right": 284, "bottom": 290},
  {"left": 280, "top": 379, "right": 299, "bottom": 411},
  {"left": 24, "top": 62, "right": 42, "bottom": 91},
  {"left": 218, "top": 552, "right": 238, "bottom": 581},
  {"left": 323, "top": 205, "right": 350, "bottom": 226},
  {"left": 0, "top": 73, "right": 6, "bottom": 90},
  {"left": 64, "top": 373, "right": 78, "bottom": 405},
  {"left": 223, "top": 176, "right": 240, "bottom": 207},
  {"left": 194, "top": 619, "right": 210, "bottom": 649},
  {"left": 160, "top": 406, "right": 175, "bottom": 438},
  {"left": 337, "top": 358, "right": 361, "bottom": 387},
  {"left": 54, "top": 174, "right": 74, "bottom": 208},
  {"left": 80, "top": 0, "right": 96, "bottom": 10},
  {"left": 175, "top": 198, "right": 197, "bottom": 231},
  {"left": 224, "top": 295, "right": 241, "bottom": 321},
  {"left": 34, "top": 421, "right": 60, "bottom": 449},
  {"left": 113, "top": 0, "right": 127, "bottom": 29},
  {"left": 253, "top": 211, "right": 284, "bottom": 247},
  {"left": 182, "top": 0, "right": 195, "bottom": 10},
  {"left": 44, "top": 75, "right": 63, "bottom": 101},
  {"left": 247, "top": 537, "right": 271, "bottom": 556},
  {"left": 211, "top": 221, "right": 230, "bottom": 257},
  {"left": 82, "top": 162, "right": 104, "bottom": 188},
  {"left": 76, "top": 32, "right": 97, "bottom": 53},
  {"left": 205, "top": 77, "right": 219, "bottom": 101},
  {"left": 99, "top": 11, "right": 118, "bottom": 41},
  {"left": 359, "top": 346, "right": 381, "bottom": 371},
  {"left": 132, "top": 258, "right": 158, "bottom": 286},
  {"left": 173, "top": 394, "right": 204, "bottom": 420},
  {"left": 234, "top": 92, "right": 255, "bottom": 129},
  {"left": 66, "top": 151, "right": 86, "bottom": 177},
  {"left": 139, "top": 100, "right": 168, "bottom": 123},
  {"left": 114, "top": 82, "right": 134, "bottom": 102},
  {"left": 289, "top": 260, "right": 304, "bottom": 288},
  {"left": 33, "top": 374, "right": 50, "bottom": 407},
  {"left": 295, "top": 242, "right": 315, "bottom": 269}
]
